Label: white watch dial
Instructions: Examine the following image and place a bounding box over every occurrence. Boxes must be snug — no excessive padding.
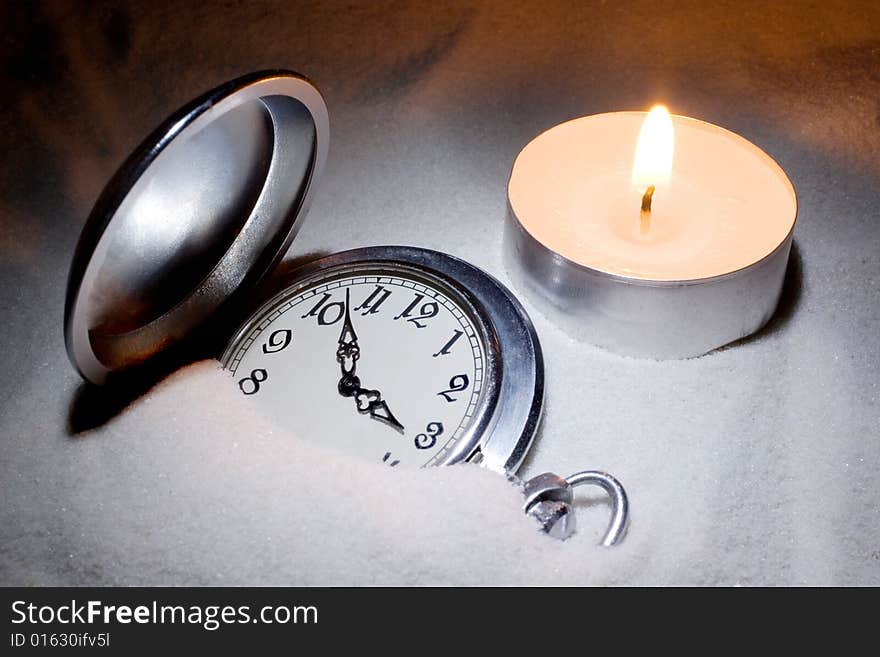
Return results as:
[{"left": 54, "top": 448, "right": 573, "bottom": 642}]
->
[{"left": 223, "top": 270, "right": 487, "bottom": 468}]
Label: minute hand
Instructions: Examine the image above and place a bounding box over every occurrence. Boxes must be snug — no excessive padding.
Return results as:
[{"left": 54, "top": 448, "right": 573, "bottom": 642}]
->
[
  {"left": 336, "top": 289, "right": 405, "bottom": 434},
  {"left": 336, "top": 288, "right": 360, "bottom": 374}
]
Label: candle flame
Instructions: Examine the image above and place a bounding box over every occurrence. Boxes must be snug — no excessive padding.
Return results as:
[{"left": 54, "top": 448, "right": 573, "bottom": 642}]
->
[{"left": 632, "top": 104, "right": 674, "bottom": 191}]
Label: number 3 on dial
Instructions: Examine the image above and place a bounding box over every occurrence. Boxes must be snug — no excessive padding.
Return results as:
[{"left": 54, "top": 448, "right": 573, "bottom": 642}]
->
[{"left": 414, "top": 422, "right": 444, "bottom": 450}]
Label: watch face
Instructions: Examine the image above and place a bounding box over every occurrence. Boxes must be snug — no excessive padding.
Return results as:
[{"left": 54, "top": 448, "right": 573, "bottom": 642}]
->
[{"left": 222, "top": 265, "right": 489, "bottom": 468}]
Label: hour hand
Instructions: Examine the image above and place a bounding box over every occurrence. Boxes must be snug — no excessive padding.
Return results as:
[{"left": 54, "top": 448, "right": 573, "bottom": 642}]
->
[
  {"left": 338, "top": 373, "right": 405, "bottom": 434},
  {"left": 357, "top": 389, "right": 405, "bottom": 434}
]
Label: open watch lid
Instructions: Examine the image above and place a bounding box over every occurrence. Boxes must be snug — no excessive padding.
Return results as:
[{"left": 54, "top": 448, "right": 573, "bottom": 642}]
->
[{"left": 64, "top": 71, "right": 329, "bottom": 384}]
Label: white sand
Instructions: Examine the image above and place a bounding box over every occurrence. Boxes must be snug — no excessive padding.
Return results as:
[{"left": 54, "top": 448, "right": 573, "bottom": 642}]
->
[{"left": 4, "top": 324, "right": 875, "bottom": 586}]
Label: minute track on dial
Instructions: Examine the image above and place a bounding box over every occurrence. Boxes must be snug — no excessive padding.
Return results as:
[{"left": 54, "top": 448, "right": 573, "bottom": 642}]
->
[{"left": 335, "top": 288, "right": 405, "bottom": 434}]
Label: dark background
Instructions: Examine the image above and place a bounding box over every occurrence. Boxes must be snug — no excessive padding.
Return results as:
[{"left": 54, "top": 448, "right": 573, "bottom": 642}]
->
[{"left": 1, "top": 1, "right": 878, "bottom": 584}]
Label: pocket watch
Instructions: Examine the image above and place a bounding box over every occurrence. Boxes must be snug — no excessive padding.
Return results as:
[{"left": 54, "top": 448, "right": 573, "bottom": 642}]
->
[
  {"left": 220, "top": 246, "right": 542, "bottom": 473},
  {"left": 64, "top": 71, "right": 628, "bottom": 544}
]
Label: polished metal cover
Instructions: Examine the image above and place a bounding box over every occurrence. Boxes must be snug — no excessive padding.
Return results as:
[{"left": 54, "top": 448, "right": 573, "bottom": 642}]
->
[{"left": 65, "top": 71, "right": 329, "bottom": 383}]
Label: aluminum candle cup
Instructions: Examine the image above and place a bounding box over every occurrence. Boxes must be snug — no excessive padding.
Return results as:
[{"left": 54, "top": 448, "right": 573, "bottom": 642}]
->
[{"left": 505, "top": 110, "right": 797, "bottom": 359}]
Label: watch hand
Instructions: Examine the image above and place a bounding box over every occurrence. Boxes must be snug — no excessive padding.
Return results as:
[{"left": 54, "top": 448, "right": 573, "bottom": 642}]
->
[
  {"left": 338, "top": 374, "right": 405, "bottom": 434},
  {"left": 368, "top": 401, "right": 405, "bottom": 434},
  {"left": 356, "top": 388, "right": 405, "bottom": 434},
  {"left": 335, "top": 288, "right": 405, "bottom": 434},
  {"left": 336, "top": 288, "right": 359, "bottom": 375}
]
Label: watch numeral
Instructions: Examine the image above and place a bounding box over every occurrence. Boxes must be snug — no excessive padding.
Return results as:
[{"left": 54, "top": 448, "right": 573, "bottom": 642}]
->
[
  {"left": 414, "top": 421, "right": 444, "bottom": 450},
  {"left": 382, "top": 451, "right": 400, "bottom": 467},
  {"left": 433, "top": 329, "right": 464, "bottom": 357},
  {"left": 301, "top": 292, "right": 345, "bottom": 325},
  {"left": 354, "top": 285, "right": 392, "bottom": 315},
  {"left": 437, "top": 374, "right": 469, "bottom": 402},
  {"left": 394, "top": 293, "right": 439, "bottom": 328},
  {"left": 262, "top": 329, "right": 292, "bottom": 354},
  {"left": 238, "top": 368, "right": 267, "bottom": 395}
]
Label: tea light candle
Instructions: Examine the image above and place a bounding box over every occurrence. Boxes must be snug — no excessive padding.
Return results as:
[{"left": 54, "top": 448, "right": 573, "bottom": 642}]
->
[{"left": 505, "top": 107, "right": 797, "bottom": 359}]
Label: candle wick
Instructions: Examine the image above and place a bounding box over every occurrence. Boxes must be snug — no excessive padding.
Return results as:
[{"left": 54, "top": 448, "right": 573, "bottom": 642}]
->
[
  {"left": 640, "top": 185, "right": 655, "bottom": 213},
  {"left": 640, "top": 185, "right": 655, "bottom": 236}
]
